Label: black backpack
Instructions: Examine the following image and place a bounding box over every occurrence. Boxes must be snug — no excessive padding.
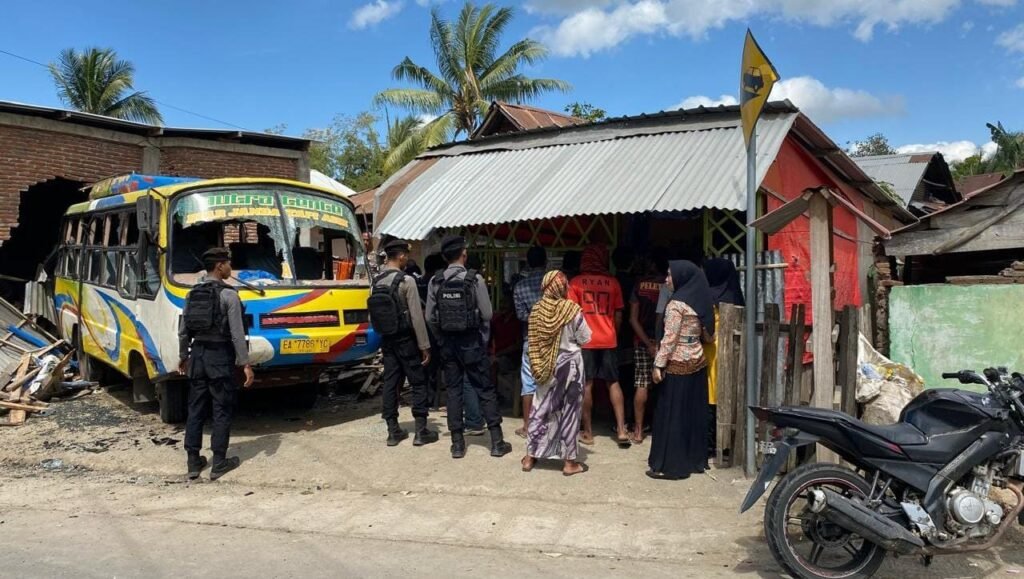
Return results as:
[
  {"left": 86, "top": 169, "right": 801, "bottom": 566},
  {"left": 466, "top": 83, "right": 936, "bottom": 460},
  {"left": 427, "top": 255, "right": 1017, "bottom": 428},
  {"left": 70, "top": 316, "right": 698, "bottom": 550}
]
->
[
  {"left": 434, "top": 269, "right": 480, "bottom": 333},
  {"left": 368, "top": 271, "right": 411, "bottom": 337},
  {"left": 183, "top": 281, "right": 225, "bottom": 336}
]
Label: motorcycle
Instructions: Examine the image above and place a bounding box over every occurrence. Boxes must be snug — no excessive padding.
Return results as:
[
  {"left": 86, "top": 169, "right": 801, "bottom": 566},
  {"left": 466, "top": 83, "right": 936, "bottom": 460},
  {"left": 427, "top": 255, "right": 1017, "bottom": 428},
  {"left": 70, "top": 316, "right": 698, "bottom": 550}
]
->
[{"left": 740, "top": 367, "right": 1024, "bottom": 579}]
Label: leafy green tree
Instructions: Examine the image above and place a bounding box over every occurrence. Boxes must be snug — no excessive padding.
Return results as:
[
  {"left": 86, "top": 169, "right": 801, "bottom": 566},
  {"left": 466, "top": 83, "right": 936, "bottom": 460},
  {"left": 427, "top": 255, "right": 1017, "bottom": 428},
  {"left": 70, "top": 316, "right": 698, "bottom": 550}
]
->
[
  {"left": 849, "top": 133, "right": 896, "bottom": 157},
  {"left": 304, "top": 113, "right": 387, "bottom": 192},
  {"left": 564, "top": 102, "right": 606, "bottom": 123},
  {"left": 951, "top": 155, "right": 985, "bottom": 181},
  {"left": 374, "top": 2, "right": 570, "bottom": 172},
  {"left": 49, "top": 47, "right": 162, "bottom": 124}
]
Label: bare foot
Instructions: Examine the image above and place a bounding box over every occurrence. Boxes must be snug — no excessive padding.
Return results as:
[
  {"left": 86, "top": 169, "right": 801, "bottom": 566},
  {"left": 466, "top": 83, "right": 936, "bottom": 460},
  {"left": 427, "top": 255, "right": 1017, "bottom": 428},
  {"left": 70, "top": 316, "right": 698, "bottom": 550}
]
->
[
  {"left": 579, "top": 433, "right": 595, "bottom": 446},
  {"left": 521, "top": 456, "right": 536, "bottom": 472},
  {"left": 631, "top": 430, "right": 645, "bottom": 444},
  {"left": 514, "top": 427, "right": 527, "bottom": 439}
]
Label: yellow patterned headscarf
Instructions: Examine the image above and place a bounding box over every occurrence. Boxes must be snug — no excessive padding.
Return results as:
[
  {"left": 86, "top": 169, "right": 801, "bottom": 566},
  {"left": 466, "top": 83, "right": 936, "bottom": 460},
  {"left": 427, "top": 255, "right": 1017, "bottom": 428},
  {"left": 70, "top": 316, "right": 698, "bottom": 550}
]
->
[{"left": 528, "top": 271, "right": 581, "bottom": 385}]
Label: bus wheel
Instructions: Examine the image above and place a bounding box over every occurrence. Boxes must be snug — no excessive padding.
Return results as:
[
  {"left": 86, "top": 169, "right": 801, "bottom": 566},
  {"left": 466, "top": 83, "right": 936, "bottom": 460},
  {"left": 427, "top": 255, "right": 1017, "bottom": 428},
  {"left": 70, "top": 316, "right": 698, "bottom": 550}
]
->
[
  {"left": 74, "top": 327, "right": 102, "bottom": 383},
  {"left": 157, "top": 380, "right": 188, "bottom": 424},
  {"left": 130, "top": 355, "right": 158, "bottom": 404}
]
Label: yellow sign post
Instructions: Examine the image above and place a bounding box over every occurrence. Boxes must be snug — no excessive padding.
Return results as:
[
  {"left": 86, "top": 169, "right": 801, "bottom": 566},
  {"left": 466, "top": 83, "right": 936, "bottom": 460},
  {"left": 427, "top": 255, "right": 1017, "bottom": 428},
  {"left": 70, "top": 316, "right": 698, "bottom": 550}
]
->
[
  {"left": 741, "top": 29, "right": 780, "bottom": 146},
  {"left": 741, "top": 29, "right": 779, "bottom": 477}
]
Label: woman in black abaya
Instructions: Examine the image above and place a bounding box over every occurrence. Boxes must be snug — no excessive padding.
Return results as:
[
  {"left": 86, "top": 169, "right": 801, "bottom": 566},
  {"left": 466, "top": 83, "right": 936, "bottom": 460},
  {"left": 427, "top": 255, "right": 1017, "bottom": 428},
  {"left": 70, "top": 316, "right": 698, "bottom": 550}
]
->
[{"left": 647, "top": 261, "right": 715, "bottom": 480}]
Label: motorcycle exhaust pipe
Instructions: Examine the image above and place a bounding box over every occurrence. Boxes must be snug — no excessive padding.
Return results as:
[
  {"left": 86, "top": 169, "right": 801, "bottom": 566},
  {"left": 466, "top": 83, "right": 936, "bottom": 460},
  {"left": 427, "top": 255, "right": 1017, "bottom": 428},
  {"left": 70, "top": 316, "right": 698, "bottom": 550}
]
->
[{"left": 810, "top": 489, "right": 925, "bottom": 556}]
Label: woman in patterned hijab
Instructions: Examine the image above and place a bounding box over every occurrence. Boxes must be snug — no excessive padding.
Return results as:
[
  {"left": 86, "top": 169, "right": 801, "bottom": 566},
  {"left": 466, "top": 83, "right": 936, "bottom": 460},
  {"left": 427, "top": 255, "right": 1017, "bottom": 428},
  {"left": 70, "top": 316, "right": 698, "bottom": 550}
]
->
[{"left": 523, "top": 270, "right": 592, "bottom": 476}]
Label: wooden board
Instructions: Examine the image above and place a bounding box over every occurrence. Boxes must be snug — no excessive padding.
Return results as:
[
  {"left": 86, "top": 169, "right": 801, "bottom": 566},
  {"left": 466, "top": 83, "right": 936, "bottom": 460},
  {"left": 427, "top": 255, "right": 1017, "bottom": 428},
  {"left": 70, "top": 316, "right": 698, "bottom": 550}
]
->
[
  {"left": 757, "top": 304, "right": 781, "bottom": 467},
  {"left": 715, "top": 304, "right": 741, "bottom": 468},
  {"left": 735, "top": 309, "right": 748, "bottom": 475},
  {"left": 837, "top": 306, "right": 859, "bottom": 417},
  {"left": 786, "top": 304, "right": 806, "bottom": 407}
]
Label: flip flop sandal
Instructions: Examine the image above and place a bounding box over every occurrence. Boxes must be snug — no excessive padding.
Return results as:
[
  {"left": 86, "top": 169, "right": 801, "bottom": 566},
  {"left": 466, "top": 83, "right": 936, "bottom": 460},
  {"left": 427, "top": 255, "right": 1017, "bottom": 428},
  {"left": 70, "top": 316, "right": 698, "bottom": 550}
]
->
[
  {"left": 521, "top": 457, "right": 536, "bottom": 472},
  {"left": 563, "top": 463, "right": 589, "bottom": 477},
  {"left": 616, "top": 435, "right": 632, "bottom": 448},
  {"left": 514, "top": 427, "right": 528, "bottom": 439},
  {"left": 630, "top": 434, "right": 645, "bottom": 445},
  {"left": 579, "top": 435, "right": 595, "bottom": 446}
]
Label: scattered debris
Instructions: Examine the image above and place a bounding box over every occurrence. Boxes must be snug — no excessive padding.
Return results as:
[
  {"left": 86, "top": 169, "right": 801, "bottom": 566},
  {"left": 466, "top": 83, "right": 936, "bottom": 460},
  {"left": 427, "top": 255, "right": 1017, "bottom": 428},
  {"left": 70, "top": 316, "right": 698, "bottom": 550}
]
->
[
  {"left": 0, "top": 296, "right": 97, "bottom": 426},
  {"left": 40, "top": 458, "right": 64, "bottom": 470}
]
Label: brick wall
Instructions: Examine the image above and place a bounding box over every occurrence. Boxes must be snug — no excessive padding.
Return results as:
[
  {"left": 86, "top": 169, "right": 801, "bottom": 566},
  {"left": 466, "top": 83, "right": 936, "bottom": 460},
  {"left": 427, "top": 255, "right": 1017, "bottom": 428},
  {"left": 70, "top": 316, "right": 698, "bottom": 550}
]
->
[
  {"left": 0, "top": 125, "right": 143, "bottom": 240},
  {"left": 159, "top": 147, "right": 296, "bottom": 179},
  {"left": 0, "top": 121, "right": 302, "bottom": 244}
]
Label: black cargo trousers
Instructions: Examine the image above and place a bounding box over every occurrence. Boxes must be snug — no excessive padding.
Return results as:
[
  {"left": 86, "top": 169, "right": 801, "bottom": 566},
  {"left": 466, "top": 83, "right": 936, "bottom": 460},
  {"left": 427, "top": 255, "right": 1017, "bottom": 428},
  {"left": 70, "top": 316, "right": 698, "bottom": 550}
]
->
[
  {"left": 440, "top": 331, "right": 501, "bottom": 434},
  {"left": 184, "top": 342, "right": 239, "bottom": 460},
  {"left": 380, "top": 334, "right": 430, "bottom": 421}
]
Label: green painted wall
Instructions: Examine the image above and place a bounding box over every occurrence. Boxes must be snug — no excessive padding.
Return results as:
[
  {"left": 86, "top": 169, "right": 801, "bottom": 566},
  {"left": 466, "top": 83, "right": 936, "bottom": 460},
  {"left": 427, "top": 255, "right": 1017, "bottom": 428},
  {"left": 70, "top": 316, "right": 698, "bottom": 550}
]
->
[{"left": 889, "top": 284, "right": 1024, "bottom": 392}]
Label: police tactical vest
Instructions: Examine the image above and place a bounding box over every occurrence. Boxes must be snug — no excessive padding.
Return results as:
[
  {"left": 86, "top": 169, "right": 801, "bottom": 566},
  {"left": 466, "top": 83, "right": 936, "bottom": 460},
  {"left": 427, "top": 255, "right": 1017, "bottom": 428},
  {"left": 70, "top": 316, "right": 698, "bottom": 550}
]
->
[
  {"left": 368, "top": 271, "right": 411, "bottom": 337},
  {"left": 434, "top": 269, "right": 480, "bottom": 333},
  {"left": 183, "top": 281, "right": 228, "bottom": 342}
]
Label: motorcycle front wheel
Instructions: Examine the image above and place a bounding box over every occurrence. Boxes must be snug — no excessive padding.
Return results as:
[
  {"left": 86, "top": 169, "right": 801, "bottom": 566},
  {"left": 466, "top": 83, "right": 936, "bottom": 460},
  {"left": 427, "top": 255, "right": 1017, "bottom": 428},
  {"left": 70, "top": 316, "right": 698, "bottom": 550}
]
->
[{"left": 764, "top": 462, "right": 888, "bottom": 579}]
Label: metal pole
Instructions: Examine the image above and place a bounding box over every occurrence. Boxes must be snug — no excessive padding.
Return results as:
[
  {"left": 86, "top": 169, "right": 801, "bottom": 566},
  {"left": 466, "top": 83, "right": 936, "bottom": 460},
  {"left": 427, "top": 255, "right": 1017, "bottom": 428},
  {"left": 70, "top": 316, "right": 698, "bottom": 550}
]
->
[{"left": 744, "top": 124, "right": 758, "bottom": 477}]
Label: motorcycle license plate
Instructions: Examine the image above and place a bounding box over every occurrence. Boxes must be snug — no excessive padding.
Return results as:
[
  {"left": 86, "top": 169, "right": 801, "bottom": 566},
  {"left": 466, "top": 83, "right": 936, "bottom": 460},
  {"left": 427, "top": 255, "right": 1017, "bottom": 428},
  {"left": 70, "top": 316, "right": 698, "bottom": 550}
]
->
[{"left": 280, "top": 338, "right": 332, "bottom": 354}]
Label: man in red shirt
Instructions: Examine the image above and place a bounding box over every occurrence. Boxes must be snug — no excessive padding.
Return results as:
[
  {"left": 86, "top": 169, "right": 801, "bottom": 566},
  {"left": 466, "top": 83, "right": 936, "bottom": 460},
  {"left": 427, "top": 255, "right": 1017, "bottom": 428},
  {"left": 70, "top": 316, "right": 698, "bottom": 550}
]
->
[{"left": 569, "top": 244, "right": 628, "bottom": 446}]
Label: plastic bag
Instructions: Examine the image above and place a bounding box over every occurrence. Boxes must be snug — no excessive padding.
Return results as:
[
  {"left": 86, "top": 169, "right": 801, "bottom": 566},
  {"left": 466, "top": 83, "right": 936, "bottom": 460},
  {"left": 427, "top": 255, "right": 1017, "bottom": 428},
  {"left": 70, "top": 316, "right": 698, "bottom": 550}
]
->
[{"left": 856, "top": 334, "right": 924, "bottom": 425}]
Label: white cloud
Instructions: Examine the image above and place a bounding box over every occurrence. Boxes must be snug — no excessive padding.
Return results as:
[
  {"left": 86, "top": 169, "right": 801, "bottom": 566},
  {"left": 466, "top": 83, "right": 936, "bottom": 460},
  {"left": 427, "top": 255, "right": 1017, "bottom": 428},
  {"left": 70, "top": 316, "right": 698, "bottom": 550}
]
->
[
  {"left": 672, "top": 94, "right": 738, "bottom": 110},
  {"left": 962, "top": 20, "right": 975, "bottom": 33},
  {"left": 1016, "top": 77, "right": 1024, "bottom": 89},
  {"left": 771, "top": 76, "right": 904, "bottom": 123},
  {"left": 535, "top": 0, "right": 963, "bottom": 57},
  {"left": 977, "top": 0, "right": 1017, "bottom": 6},
  {"left": 896, "top": 140, "right": 999, "bottom": 163},
  {"left": 349, "top": 0, "right": 403, "bottom": 30},
  {"left": 997, "top": 23, "right": 1024, "bottom": 53},
  {"left": 536, "top": 1, "right": 668, "bottom": 57}
]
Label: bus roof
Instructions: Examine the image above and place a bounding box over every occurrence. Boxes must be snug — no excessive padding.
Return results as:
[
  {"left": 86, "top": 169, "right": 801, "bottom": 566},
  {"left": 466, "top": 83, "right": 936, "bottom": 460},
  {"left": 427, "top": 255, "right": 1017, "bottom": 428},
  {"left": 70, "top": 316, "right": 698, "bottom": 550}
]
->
[{"left": 64, "top": 177, "right": 358, "bottom": 215}]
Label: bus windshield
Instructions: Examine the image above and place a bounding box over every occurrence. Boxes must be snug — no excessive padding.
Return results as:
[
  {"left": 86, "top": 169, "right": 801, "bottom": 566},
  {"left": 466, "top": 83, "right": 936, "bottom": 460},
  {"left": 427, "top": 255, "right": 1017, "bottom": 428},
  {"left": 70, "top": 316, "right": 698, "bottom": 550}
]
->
[{"left": 169, "top": 187, "right": 369, "bottom": 287}]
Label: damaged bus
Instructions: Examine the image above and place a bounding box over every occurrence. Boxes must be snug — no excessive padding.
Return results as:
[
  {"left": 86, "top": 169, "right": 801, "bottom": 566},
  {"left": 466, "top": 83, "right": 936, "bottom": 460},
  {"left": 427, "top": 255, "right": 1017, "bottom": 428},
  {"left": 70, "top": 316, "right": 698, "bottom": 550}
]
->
[{"left": 54, "top": 174, "right": 379, "bottom": 422}]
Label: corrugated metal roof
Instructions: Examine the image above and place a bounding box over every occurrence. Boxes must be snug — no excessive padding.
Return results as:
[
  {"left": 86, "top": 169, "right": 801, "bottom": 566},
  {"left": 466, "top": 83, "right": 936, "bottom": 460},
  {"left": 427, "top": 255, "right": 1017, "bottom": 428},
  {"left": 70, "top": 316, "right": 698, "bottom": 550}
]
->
[
  {"left": 471, "top": 101, "right": 582, "bottom": 139},
  {"left": 378, "top": 111, "right": 797, "bottom": 240},
  {"left": 853, "top": 153, "right": 933, "bottom": 205}
]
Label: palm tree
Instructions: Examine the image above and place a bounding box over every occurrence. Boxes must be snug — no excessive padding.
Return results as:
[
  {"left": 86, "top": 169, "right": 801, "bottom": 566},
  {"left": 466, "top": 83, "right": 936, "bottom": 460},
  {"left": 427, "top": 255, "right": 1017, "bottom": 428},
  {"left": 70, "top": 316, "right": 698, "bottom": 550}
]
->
[
  {"left": 49, "top": 47, "right": 163, "bottom": 124},
  {"left": 374, "top": 2, "right": 570, "bottom": 171},
  {"left": 986, "top": 122, "right": 1024, "bottom": 173}
]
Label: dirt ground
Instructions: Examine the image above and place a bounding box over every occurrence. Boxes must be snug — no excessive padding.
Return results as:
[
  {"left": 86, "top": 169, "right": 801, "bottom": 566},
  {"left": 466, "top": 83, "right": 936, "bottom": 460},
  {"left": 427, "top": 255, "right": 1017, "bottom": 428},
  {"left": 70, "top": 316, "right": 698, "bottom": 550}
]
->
[{"left": 2, "top": 383, "right": 1024, "bottom": 578}]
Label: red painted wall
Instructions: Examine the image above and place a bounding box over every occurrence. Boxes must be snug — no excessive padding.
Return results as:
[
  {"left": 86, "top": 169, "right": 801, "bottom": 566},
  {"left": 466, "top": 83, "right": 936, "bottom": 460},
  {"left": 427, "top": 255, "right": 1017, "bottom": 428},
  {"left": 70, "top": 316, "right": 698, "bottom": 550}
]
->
[{"left": 762, "top": 137, "right": 872, "bottom": 323}]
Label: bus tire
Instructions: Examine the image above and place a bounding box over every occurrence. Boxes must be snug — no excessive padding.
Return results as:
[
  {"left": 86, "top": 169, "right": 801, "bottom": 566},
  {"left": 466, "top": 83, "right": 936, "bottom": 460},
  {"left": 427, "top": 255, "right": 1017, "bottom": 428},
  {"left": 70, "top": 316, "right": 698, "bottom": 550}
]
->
[{"left": 158, "top": 380, "right": 189, "bottom": 424}]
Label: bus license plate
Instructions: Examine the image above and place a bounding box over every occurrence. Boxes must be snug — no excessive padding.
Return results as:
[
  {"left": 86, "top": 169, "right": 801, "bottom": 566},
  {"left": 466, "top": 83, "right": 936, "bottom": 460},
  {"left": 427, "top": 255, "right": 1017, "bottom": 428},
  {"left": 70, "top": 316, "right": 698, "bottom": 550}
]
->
[{"left": 280, "top": 338, "right": 332, "bottom": 354}]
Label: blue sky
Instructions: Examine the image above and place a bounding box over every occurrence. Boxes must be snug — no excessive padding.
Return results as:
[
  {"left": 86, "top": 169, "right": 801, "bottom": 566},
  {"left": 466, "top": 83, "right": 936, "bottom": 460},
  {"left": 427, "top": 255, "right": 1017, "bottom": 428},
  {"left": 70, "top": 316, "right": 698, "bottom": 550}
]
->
[{"left": 1, "top": 0, "right": 1022, "bottom": 161}]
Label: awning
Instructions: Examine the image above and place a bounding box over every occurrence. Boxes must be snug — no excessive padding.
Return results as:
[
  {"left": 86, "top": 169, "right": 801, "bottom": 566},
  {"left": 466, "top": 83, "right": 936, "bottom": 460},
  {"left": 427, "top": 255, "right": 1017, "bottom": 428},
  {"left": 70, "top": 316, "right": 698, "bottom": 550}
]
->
[{"left": 375, "top": 108, "right": 799, "bottom": 240}]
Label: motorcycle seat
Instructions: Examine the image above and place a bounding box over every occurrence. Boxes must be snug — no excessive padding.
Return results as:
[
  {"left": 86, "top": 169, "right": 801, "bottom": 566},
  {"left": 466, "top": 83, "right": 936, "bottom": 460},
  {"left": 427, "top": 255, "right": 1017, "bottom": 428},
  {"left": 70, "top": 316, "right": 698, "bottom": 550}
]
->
[{"left": 781, "top": 407, "right": 928, "bottom": 446}]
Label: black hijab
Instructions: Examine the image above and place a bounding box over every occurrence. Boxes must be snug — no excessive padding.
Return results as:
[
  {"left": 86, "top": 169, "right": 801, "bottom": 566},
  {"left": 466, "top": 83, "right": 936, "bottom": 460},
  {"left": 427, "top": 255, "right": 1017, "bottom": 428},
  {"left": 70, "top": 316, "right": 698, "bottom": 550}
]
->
[
  {"left": 668, "top": 260, "right": 715, "bottom": 336},
  {"left": 703, "top": 258, "right": 745, "bottom": 307}
]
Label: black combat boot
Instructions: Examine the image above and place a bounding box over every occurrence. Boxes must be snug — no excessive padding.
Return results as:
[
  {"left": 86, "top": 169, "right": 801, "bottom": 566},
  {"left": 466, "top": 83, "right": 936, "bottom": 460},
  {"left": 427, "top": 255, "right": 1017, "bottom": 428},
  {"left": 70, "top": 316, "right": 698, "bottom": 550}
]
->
[
  {"left": 386, "top": 418, "right": 409, "bottom": 447},
  {"left": 489, "top": 426, "right": 512, "bottom": 457},
  {"left": 412, "top": 416, "right": 439, "bottom": 446},
  {"left": 450, "top": 431, "right": 466, "bottom": 459},
  {"left": 210, "top": 456, "right": 240, "bottom": 481},
  {"left": 186, "top": 454, "right": 208, "bottom": 480}
]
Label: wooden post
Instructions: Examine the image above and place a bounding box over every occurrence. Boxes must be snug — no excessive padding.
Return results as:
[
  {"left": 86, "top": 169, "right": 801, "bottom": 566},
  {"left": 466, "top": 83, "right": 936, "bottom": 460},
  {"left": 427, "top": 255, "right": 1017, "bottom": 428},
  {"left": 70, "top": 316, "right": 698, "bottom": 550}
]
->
[
  {"left": 757, "top": 303, "right": 780, "bottom": 466},
  {"left": 809, "top": 193, "right": 839, "bottom": 464},
  {"left": 838, "top": 306, "right": 860, "bottom": 417},
  {"left": 715, "top": 304, "right": 740, "bottom": 467},
  {"left": 734, "top": 305, "right": 748, "bottom": 471}
]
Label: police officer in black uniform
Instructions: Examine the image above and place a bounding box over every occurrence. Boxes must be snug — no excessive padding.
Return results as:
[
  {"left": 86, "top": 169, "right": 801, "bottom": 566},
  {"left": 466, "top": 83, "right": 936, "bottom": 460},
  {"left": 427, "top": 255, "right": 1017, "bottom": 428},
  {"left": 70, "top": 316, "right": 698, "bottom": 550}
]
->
[
  {"left": 370, "top": 239, "right": 439, "bottom": 446},
  {"left": 178, "top": 247, "right": 254, "bottom": 481},
  {"left": 426, "top": 236, "right": 512, "bottom": 459}
]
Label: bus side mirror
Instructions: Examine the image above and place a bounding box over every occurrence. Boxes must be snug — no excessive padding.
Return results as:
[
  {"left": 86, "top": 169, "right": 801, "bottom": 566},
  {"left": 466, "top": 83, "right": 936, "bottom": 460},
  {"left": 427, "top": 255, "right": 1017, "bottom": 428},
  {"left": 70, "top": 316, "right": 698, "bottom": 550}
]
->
[{"left": 137, "top": 196, "right": 159, "bottom": 239}]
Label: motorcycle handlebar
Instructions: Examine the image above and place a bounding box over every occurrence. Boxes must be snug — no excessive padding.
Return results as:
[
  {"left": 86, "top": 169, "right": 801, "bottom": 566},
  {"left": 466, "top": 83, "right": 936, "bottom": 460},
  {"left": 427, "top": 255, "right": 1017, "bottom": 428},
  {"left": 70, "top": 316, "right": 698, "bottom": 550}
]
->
[{"left": 941, "top": 372, "right": 960, "bottom": 380}]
